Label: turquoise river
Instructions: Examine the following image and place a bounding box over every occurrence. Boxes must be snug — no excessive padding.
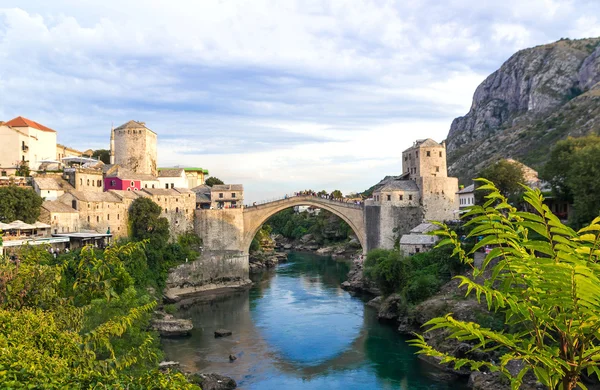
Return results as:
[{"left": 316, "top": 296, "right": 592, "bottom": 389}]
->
[{"left": 162, "top": 252, "right": 469, "bottom": 389}]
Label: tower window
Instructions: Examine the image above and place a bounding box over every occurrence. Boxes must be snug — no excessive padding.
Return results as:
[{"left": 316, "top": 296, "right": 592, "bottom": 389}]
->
[
  {"left": 386, "top": 195, "right": 391, "bottom": 201},
  {"left": 416, "top": 151, "right": 418, "bottom": 158},
  {"left": 399, "top": 195, "right": 403, "bottom": 200},
  {"left": 409, "top": 195, "right": 413, "bottom": 200},
  {"left": 426, "top": 151, "right": 431, "bottom": 157},
  {"left": 436, "top": 166, "right": 440, "bottom": 172},
  {"left": 439, "top": 151, "right": 442, "bottom": 157}
]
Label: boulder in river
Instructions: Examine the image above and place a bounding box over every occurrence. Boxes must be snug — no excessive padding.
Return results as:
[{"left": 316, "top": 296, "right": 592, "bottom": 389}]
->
[
  {"left": 158, "top": 361, "right": 180, "bottom": 371},
  {"left": 189, "top": 373, "right": 237, "bottom": 390},
  {"left": 214, "top": 329, "right": 233, "bottom": 338},
  {"left": 163, "top": 292, "right": 181, "bottom": 304},
  {"left": 151, "top": 317, "right": 193, "bottom": 337}
]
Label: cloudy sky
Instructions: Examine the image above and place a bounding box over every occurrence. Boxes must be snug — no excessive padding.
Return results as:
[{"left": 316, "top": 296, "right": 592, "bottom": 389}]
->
[{"left": 1, "top": 0, "right": 600, "bottom": 201}]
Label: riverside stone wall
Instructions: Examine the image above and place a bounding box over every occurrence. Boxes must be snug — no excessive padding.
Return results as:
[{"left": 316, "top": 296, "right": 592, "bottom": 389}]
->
[{"left": 164, "top": 250, "right": 251, "bottom": 297}]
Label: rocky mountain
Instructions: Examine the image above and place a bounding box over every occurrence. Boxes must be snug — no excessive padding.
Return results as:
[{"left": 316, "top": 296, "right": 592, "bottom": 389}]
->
[{"left": 446, "top": 37, "right": 600, "bottom": 182}]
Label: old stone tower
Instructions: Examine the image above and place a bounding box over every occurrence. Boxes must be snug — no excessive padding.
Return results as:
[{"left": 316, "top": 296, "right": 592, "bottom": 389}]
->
[
  {"left": 111, "top": 120, "right": 158, "bottom": 176},
  {"left": 366, "top": 138, "right": 459, "bottom": 249},
  {"left": 402, "top": 138, "right": 458, "bottom": 222}
]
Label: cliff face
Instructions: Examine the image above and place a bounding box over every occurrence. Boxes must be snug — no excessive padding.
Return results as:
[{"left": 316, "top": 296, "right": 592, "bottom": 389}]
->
[{"left": 446, "top": 38, "right": 600, "bottom": 182}]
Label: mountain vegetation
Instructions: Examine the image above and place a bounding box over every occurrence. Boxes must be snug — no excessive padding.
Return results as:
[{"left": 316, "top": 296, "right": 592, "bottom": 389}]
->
[
  {"left": 205, "top": 176, "right": 224, "bottom": 187},
  {"left": 446, "top": 37, "right": 600, "bottom": 183}
]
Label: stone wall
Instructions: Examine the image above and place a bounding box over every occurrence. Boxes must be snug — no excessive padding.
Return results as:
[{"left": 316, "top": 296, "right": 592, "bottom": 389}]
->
[
  {"left": 364, "top": 204, "right": 381, "bottom": 252},
  {"left": 195, "top": 209, "right": 245, "bottom": 251},
  {"left": 418, "top": 176, "right": 459, "bottom": 222},
  {"left": 378, "top": 205, "right": 423, "bottom": 249},
  {"left": 58, "top": 192, "right": 129, "bottom": 238},
  {"left": 164, "top": 250, "right": 251, "bottom": 297},
  {"left": 39, "top": 207, "right": 80, "bottom": 234},
  {"left": 63, "top": 168, "right": 104, "bottom": 192}
]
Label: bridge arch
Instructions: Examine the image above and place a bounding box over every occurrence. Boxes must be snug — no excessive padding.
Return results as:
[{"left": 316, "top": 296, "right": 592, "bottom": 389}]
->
[{"left": 242, "top": 196, "right": 366, "bottom": 255}]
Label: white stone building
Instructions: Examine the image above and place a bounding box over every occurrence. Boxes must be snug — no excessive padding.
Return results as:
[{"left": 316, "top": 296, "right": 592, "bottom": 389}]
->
[
  {"left": 457, "top": 184, "right": 475, "bottom": 209},
  {"left": 158, "top": 168, "right": 188, "bottom": 189},
  {"left": 32, "top": 176, "right": 75, "bottom": 201},
  {"left": 0, "top": 116, "right": 57, "bottom": 174},
  {"left": 399, "top": 222, "right": 439, "bottom": 255}
]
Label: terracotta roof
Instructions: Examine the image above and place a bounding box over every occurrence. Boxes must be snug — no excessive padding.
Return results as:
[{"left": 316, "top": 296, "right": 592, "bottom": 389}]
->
[
  {"left": 375, "top": 180, "right": 419, "bottom": 192},
  {"left": 42, "top": 200, "right": 78, "bottom": 213},
  {"left": 158, "top": 168, "right": 185, "bottom": 177},
  {"left": 60, "top": 191, "right": 122, "bottom": 203},
  {"left": 191, "top": 184, "right": 211, "bottom": 194},
  {"left": 141, "top": 188, "right": 182, "bottom": 196},
  {"left": 33, "top": 177, "right": 74, "bottom": 191},
  {"left": 104, "top": 165, "right": 158, "bottom": 181},
  {"left": 5, "top": 116, "right": 56, "bottom": 133},
  {"left": 211, "top": 184, "right": 244, "bottom": 191}
]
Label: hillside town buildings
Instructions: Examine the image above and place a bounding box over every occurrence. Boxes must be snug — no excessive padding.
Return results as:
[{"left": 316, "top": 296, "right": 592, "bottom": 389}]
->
[{"left": 1, "top": 116, "right": 219, "bottom": 247}]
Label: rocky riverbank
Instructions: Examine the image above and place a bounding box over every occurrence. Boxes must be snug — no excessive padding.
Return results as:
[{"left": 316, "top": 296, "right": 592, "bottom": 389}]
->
[
  {"left": 249, "top": 250, "right": 288, "bottom": 272},
  {"left": 340, "top": 259, "right": 545, "bottom": 390},
  {"left": 273, "top": 233, "right": 362, "bottom": 259}
]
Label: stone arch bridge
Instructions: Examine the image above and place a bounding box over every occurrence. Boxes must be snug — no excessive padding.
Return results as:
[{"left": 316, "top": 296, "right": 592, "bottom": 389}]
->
[
  {"left": 166, "top": 195, "right": 371, "bottom": 296},
  {"left": 242, "top": 195, "right": 366, "bottom": 254}
]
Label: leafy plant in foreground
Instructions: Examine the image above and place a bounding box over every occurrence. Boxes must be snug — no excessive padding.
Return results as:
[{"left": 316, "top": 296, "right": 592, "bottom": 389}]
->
[{"left": 410, "top": 179, "right": 600, "bottom": 390}]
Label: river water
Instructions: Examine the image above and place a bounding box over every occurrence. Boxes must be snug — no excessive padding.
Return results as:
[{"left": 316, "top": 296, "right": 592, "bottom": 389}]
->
[{"left": 162, "top": 252, "right": 468, "bottom": 389}]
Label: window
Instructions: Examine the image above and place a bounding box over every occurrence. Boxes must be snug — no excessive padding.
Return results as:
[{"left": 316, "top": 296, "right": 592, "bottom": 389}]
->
[
  {"left": 232, "top": 193, "right": 236, "bottom": 198},
  {"left": 97, "top": 180, "right": 102, "bottom": 187},
  {"left": 435, "top": 166, "right": 440, "bottom": 172},
  {"left": 171, "top": 183, "right": 174, "bottom": 189},
  {"left": 386, "top": 195, "right": 391, "bottom": 201},
  {"left": 416, "top": 151, "right": 418, "bottom": 158},
  {"left": 97, "top": 216, "right": 100, "bottom": 223},
  {"left": 165, "top": 184, "right": 169, "bottom": 189},
  {"left": 426, "top": 151, "right": 431, "bottom": 157},
  {"left": 87, "top": 216, "right": 90, "bottom": 222},
  {"left": 1, "top": 171, "right": 6, "bottom": 177},
  {"left": 399, "top": 195, "right": 403, "bottom": 200},
  {"left": 117, "top": 214, "right": 120, "bottom": 220},
  {"left": 80, "top": 178, "right": 83, "bottom": 186},
  {"left": 415, "top": 247, "right": 420, "bottom": 253},
  {"left": 145, "top": 184, "right": 148, "bottom": 188},
  {"left": 152, "top": 184, "right": 155, "bottom": 188},
  {"left": 130, "top": 181, "right": 135, "bottom": 187},
  {"left": 219, "top": 193, "right": 224, "bottom": 198},
  {"left": 107, "top": 214, "right": 110, "bottom": 220},
  {"left": 165, "top": 208, "right": 168, "bottom": 213},
  {"left": 439, "top": 151, "right": 442, "bottom": 157},
  {"left": 87, "top": 179, "right": 90, "bottom": 186},
  {"left": 111, "top": 180, "right": 116, "bottom": 186},
  {"left": 176, "top": 207, "right": 179, "bottom": 213},
  {"left": 404, "top": 156, "right": 407, "bottom": 161},
  {"left": 88, "top": 203, "right": 90, "bottom": 208},
  {"left": 409, "top": 194, "right": 413, "bottom": 200}
]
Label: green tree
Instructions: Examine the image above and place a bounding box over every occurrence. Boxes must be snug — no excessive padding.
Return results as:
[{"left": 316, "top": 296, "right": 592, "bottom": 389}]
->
[
  {"left": 541, "top": 136, "right": 600, "bottom": 227},
  {"left": 331, "top": 189, "right": 343, "bottom": 199},
  {"left": 92, "top": 149, "right": 111, "bottom": 164},
  {"left": 0, "top": 186, "right": 43, "bottom": 223},
  {"left": 15, "top": 161, "right": 30, "bottom": 177},
  {"left": 205, "top": 176, "right": 224, "bottom": 187},
  {"left": 411, "top": 179, "right": 600, "bottom": 390},
  {"left": 129, "top": 198, "right": 170, "bottom": 246},
  {"left": 476, "top": 159, "right": 525, "bottom": 205}
]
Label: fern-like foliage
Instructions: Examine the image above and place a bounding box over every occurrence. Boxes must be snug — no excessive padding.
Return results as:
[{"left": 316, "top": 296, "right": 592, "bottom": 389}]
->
[{"left": 410, "top": 179, "right": 600, "bottom": 390}]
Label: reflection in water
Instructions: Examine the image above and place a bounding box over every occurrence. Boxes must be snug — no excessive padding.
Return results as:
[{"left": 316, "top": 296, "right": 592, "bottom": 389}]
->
[{"left": 162, "top": 252, "right": 468, "bottom": 389}]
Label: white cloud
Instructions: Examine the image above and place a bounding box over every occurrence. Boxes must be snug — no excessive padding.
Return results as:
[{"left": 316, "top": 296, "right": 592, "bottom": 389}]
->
[{"left": 1, "top": 0, "right": 599, "bottom": 201}]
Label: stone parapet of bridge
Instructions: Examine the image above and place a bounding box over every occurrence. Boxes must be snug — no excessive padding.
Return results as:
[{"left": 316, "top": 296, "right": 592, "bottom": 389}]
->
[{"left": 242, "top": 195, "right": 366, "bottom": 254}]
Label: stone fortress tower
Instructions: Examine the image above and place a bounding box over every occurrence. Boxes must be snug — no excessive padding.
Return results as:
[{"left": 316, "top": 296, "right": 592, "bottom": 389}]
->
[
  {"left": 110, "top": 120, "right": 158, "bottom": 176},
  {"left": 402, "top": 139, "right": 458, "bottom": 222},
  {"left": 367, "top": 138, "right": 459, "bottom": 249}
]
